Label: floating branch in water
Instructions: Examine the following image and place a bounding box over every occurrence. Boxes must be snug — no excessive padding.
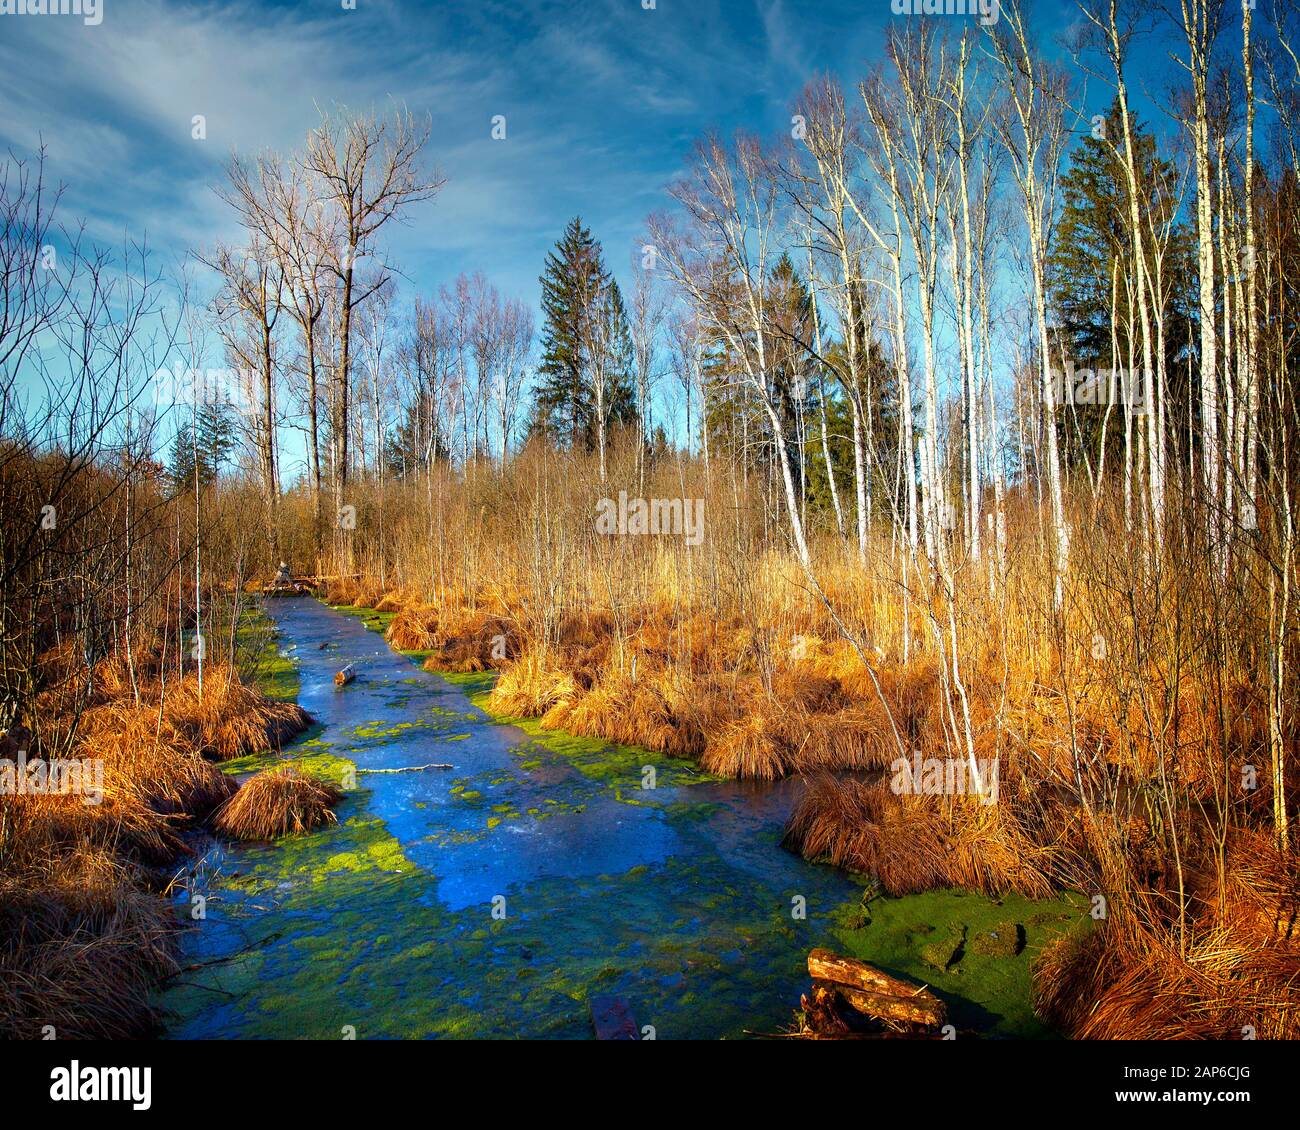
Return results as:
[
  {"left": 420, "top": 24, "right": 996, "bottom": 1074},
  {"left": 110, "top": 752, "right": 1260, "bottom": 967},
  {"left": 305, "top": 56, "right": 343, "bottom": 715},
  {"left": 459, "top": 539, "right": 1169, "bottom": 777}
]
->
[
  {"left": 334, "top": 664, "right": 356, "bottom": 686},
  {"left": 355, "top": 762, "right": 453, "bottom": 774}
]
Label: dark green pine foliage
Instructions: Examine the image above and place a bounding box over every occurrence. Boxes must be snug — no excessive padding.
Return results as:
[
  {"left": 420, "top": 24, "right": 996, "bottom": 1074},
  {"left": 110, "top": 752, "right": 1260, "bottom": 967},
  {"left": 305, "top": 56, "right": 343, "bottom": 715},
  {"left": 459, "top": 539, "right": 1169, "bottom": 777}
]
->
[
  {"left": 596, "top": 276, "right": 639, "bottom": 433},
  {"left": 385, "top": 405, "right": 452, "bottom": 480},
  {"left": 1047, "top": 99, "right": 1195, "bottom": 468},
  {"left": 765, "top": 254, "right": 815, "bottom": 443},
  {"left": 808, "top": 328, "right": 902, "bottom": 527},
  {"left": 836, "top": 275, "right": 902, "bottom": 498},
  {"left": 169, "top": 401, "right": 236, "bottom": 493},
  {"left": 765, "top": 253, "right": 817, "bottom": 499},
  {"left": 703, "top": 254, "right": 818, "bottom": 488},
  {"left": 532, "top": 217, "right": 638, "bottom": 451}
]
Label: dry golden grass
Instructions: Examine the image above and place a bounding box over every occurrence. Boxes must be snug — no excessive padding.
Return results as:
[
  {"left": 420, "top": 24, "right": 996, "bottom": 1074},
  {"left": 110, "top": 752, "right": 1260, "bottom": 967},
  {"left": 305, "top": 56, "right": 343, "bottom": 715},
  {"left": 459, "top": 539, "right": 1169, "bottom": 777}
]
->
[
  {"left": 489, "top": 649, "right": 578, "bottom": 717},
  {"left": 56, "top": 662, "right": 311, "bottom": 764},
  {"left": 0, "top": 649, "right": 314, "bottom": 1038},
  {"left": 1035, "top": 834, "right": 1300, "bottom": 1039},
  {"left": 375, "top": 601, "right": 519, "bottom": 671},
  {"left": 782, "top": 773, "right": 1056, "bottom": 897},
  {"left": 0, "top": 851, "right": 177, "bottom": 1039},
  {"left": 702, "top": 713, "right": 793, "bottom": 780},
  {"left": 158, "top": 670, "right": 312, "bottom": 760},
  {"left": 386, "top": 606, "right": 440, "bottom": 650},
  {"left": 212, "top": 766, "right": 342, "bottom": 841},
  {"left": 0, "top": 786, "right": 183, "bottom": 1038}
]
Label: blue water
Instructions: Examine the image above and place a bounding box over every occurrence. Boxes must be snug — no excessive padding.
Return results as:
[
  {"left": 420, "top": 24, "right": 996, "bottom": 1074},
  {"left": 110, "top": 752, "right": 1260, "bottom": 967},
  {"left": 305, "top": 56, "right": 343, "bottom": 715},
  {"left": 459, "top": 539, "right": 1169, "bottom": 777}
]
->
[{"left": 159, "top": 598, "right": 864, "bottom": 1039}]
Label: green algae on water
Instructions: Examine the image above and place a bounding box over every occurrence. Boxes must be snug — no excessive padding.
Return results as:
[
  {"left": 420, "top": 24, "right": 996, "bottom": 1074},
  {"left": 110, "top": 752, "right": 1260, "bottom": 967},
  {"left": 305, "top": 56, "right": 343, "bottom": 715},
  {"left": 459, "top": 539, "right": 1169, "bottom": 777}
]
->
[
  {"left": 239, "top": 605, "right": 302, "bottom": 701},
  {"left": 162, "top": 599, "right": 1082, "bottom": 1042},
  {"left": 825, "top": 887, "right": 1092, "bottom": 1038}
]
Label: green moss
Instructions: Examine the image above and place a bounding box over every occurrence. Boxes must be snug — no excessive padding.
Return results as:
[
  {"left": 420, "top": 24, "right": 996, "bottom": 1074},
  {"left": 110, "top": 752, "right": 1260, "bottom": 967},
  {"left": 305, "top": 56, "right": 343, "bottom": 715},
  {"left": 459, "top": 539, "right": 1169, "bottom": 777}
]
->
[
  {"left": 238, "top": 606, "right": 302, "bottom": 701},
  {"left": 319, "top": 820, "right": 411, "bottom": 875},
  {"left": 436, "top": 669, "right": 498, "bottom": 698},
  {"left": 334, "top": 605, "right": 398, "bottom": 633},
  {"left": 352, "top": 720, "right": 426, "bottom": 739},
  {"left": 969, "top": 920, "right": 1024, "bottom": 958},
  {"left": 919, "top": 924, "right": 966, "bottom": 972},
  {"left": 162, "top": 602, "right": 1084, "bottom": 1041},
  {"left": 220, "top": 742, "right": 356, "bottom": 790},
  {"left": 826, "top": 888, "right": 1092, "bottom": 1037}
]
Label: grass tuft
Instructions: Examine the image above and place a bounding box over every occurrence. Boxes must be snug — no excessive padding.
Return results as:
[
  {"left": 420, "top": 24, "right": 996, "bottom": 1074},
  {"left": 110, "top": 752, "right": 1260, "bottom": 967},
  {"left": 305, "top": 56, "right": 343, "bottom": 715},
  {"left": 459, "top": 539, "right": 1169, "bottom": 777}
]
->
[{"left": 212, "top": 766, "right": 343, "bottom": 841}]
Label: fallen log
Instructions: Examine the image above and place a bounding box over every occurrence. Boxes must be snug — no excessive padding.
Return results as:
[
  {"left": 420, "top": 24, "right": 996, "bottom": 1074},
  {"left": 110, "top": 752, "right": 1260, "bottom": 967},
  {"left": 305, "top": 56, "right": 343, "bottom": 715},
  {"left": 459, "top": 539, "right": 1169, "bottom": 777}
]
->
[
  {"left": 809, "top": 948, "right": 938, "bottom": 999},
  {"left": 334, "top": 664, "right": 356, "bottom": 687},
  {"left": 807, "top": 949, "right": 946, "bottom": 1027},
  {"left": 355, "top": 763, "right": 453, "bottom": 774},
  {"left": 800, "top": 983, "right": 855, "bottom": 1036},
  {"left": 813, "top": 980, "right": 946, "bottom": 1028}
]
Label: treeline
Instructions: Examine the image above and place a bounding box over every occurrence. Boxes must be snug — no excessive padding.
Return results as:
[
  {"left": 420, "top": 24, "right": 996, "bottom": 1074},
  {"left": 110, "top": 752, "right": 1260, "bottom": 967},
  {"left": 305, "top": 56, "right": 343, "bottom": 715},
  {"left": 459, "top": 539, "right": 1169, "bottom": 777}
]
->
[{"left": 167, "top": 4, "right": 1300, "bottom": 629}]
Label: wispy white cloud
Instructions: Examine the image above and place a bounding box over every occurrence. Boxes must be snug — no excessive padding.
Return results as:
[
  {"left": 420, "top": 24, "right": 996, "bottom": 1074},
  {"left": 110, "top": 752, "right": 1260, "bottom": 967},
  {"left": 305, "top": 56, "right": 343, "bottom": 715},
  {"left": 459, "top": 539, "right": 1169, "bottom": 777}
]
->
[{"left": 0, "top": 0, "right": 893, "bottom": 309}]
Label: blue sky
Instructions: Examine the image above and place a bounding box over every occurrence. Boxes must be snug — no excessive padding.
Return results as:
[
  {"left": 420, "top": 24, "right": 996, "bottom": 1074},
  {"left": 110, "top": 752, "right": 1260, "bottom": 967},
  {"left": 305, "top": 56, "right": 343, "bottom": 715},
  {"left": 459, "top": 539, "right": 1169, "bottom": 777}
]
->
[
  {"left": 0, "top": 0, "right": 1210, "bottom": 474},
  {"left": 0, "top": 0, "right": 925, "bottom": 309}
]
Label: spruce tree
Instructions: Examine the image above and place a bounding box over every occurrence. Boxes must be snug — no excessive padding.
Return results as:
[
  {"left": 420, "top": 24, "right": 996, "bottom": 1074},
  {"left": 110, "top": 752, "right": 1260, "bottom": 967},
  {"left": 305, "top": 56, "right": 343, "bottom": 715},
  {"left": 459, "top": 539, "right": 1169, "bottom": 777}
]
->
[
  {"left": 533, "top": 217, "right": 638, "bottom": 450},
  {"left": 1047, "top": 100, "right": 1195, "bottom": 467},
  {"left": 597, "top": 277, "right": 638, "bottom": 429},
  {"left": 168, "top": 401, "right": 236, "bottom": 493}
]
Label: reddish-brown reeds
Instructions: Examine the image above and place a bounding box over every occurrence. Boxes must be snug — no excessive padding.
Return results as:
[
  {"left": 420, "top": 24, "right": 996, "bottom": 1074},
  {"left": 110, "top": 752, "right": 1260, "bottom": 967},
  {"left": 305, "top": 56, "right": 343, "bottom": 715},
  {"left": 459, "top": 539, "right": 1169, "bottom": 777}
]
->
[{"left": 212, "top": 766, "right": 342, "bottom": 841}]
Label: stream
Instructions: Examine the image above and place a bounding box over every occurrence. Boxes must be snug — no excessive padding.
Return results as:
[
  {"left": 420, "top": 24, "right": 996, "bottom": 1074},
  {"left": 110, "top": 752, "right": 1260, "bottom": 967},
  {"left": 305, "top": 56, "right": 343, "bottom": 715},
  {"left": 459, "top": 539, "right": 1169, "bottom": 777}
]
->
[{"left": 160, "top": 597, "right": 1078, "bottom": 1039}]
